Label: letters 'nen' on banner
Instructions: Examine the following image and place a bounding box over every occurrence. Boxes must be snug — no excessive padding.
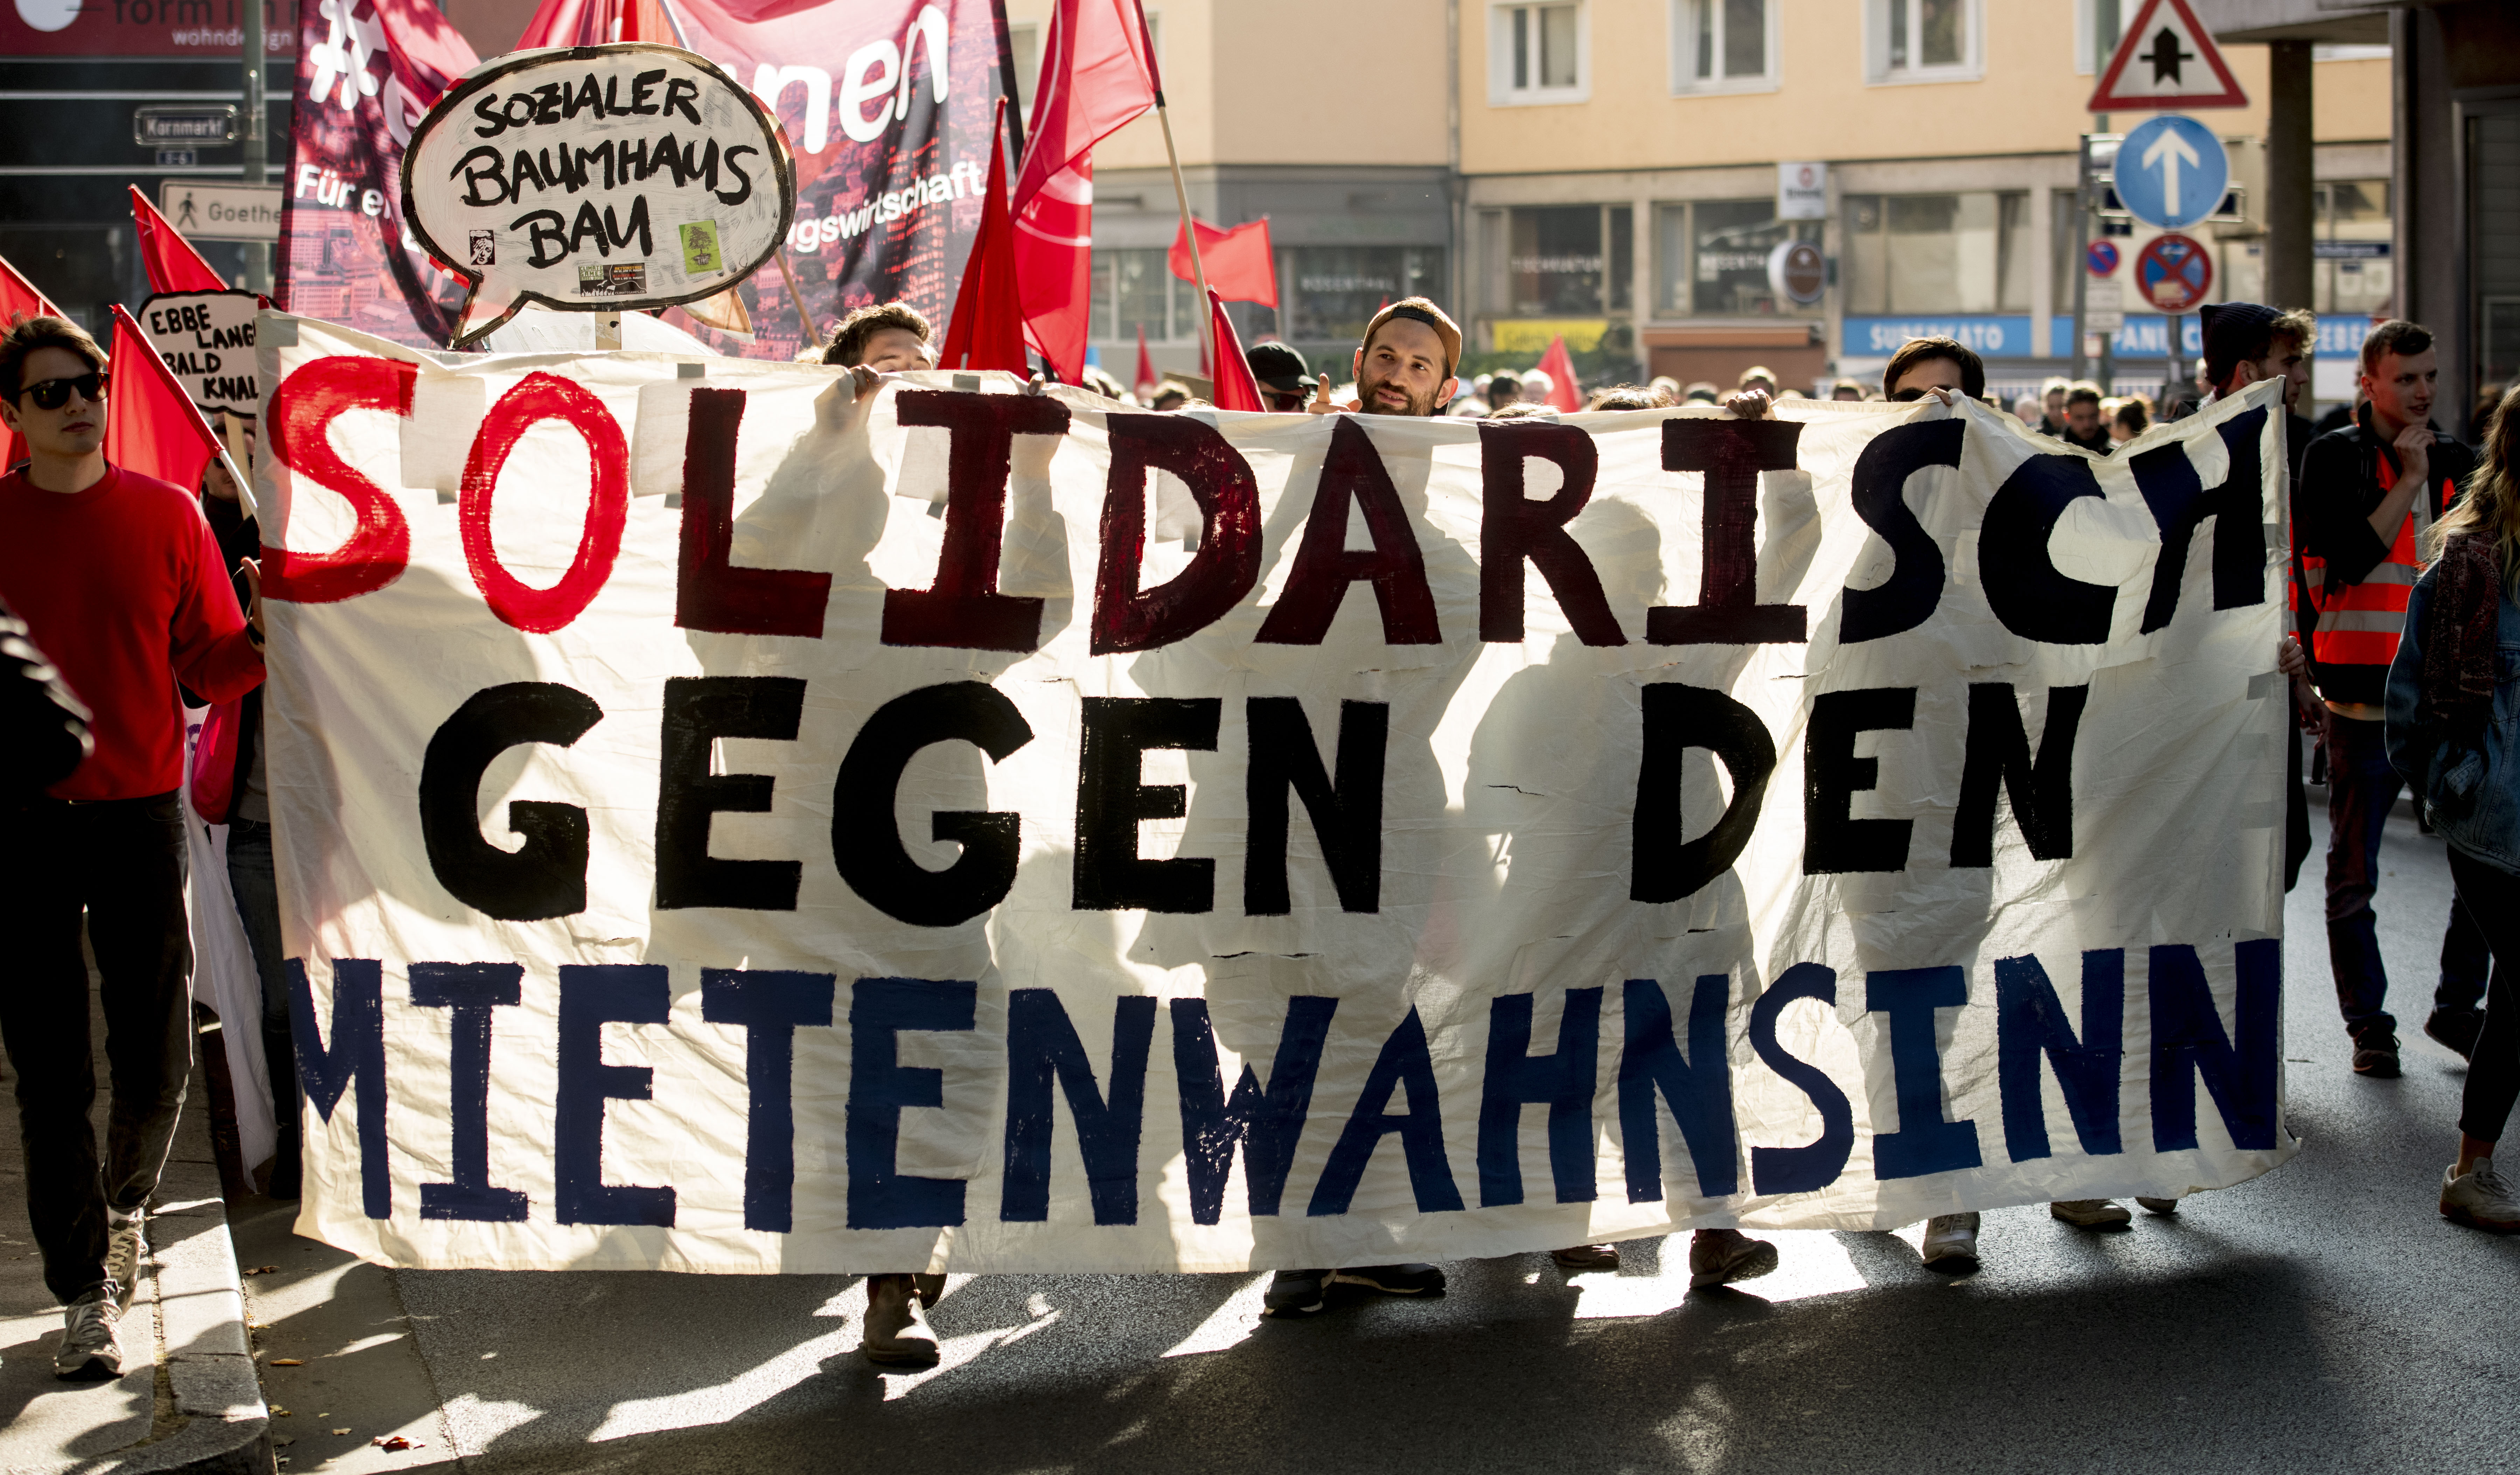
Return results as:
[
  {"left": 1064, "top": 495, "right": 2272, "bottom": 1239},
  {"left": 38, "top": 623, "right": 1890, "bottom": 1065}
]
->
[{"left": 252, "top": 310, "right": 2295, "bottom": 1274}]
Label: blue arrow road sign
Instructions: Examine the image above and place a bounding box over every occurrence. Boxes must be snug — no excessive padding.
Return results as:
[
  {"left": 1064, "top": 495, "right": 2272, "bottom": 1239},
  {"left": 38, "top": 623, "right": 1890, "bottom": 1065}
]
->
[{"left": 2114, "top": 115, "right": 2229, "bottom": 231}]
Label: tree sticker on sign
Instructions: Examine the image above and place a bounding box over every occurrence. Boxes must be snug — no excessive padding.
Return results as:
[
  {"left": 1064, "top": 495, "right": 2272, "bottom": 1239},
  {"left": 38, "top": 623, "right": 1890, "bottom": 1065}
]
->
[{"left": 400, "top": 43, "right": 797, "bottom": 347}]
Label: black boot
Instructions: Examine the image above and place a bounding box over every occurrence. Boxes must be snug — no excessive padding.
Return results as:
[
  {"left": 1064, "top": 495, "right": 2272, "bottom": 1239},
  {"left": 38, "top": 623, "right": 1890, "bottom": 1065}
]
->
[{"left": 263, "top": 1023, "right": 302, "bottom": 1200}]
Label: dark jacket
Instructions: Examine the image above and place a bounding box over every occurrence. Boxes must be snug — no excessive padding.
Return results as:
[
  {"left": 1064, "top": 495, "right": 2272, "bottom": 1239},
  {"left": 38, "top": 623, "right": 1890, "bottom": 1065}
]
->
[
  {"left": 2293, "top": 405, "right": 2478, "bottom": 704},
  {"left": 0, "top": 600, "right": 90, "bottom": 794}
]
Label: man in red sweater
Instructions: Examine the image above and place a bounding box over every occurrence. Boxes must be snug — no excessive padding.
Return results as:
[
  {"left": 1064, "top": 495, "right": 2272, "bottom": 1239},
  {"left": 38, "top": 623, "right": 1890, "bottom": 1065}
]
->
[{"left": 0, "top": 315, "right": 265, "bottom": 1379}]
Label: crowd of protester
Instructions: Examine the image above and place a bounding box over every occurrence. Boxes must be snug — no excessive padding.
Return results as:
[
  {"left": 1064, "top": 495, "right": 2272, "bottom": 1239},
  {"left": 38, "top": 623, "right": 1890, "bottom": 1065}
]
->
[{"left": 5, "top": 278, "right": 2519, "bottom": 1378}]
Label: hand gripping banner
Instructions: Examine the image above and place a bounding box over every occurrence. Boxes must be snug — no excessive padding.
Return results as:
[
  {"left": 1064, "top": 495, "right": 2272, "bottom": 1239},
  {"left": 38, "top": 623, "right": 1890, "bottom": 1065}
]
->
[{"left": 254, "top": 313, "right": 2296, "bottom": 1273}]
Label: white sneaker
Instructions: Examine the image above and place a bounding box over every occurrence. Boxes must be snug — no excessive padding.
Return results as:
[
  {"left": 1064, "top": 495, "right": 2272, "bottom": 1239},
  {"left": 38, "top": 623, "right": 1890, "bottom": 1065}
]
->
[
  {"left": 2049, "top": 1198, "right": 2132, "bottom": 1228},
  {"left": 1920, "top": 1212, "right": 1979, "bottom": 1269},
  {"left": 54, "top": 1292, "right": 124, "bottom": 1379},
  {"left": 2441, "top": 1159, "right": 2520, "bottom": 1233},
  {"left": 105, "top": 1207, "right": 145, "bottom": 1308}
]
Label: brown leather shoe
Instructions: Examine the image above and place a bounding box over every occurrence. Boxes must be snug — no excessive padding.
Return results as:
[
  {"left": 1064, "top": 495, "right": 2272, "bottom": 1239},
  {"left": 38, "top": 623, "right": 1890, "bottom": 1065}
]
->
[
  {"left": 862, "top": 1274, "right": 940, "bottom": 1366},
  {"left": 1550, "top": 1244, "right": 1620, "bottom": 1271}
]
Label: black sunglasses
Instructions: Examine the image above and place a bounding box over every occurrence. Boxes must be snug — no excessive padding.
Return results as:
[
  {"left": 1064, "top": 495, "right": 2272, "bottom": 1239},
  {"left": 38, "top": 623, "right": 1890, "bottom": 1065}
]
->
[{"left": 21, "top": 371, "right": 107, "bottom": 411}]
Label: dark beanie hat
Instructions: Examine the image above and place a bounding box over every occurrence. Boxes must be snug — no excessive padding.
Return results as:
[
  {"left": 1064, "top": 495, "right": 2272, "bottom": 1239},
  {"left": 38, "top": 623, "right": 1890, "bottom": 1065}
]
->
[
  {"left": 1245, "top": 341, "right": 1315, "bottom": 394},
  {"left": 2199, "top": 301, "right": 2283, "bottom": 382}
]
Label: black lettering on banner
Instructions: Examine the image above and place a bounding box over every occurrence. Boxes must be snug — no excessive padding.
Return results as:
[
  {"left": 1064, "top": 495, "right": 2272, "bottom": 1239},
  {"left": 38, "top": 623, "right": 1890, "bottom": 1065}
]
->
[
  {"left": 1002, "top": 991, "right": 1157, "bottom": 1225},
  {"left": 1651, "top": 418, "right": 1808, "bottom": 644},
  {"left": 700, "top": 968, "right": 837, "bottom": 1234},
  {"left": 418, "top": 682, "right": 604, "bottom": 921},
  {"left": 1477, "top": 988, "right": 1603, "bottom": 1207},
  {"left": 1951, "top": 683, "right": 2087, "bottom": 867},
  {"left": 656, "top": 676, "right": 805, "bottom": 911},
  {"left": 1243, "top": 697, "right": 1387, "bottom": 915},
  {"left": 1091, "top": 414, "right": 1262, "bottom": 655},
  {"left": 554, "top": 964, "right": 676, "bottom": 1227},
  {"left": 1072, "top": 697, "right": 1220, "bottom": 913},
  {"left": 516, "top": 209, "right": 570, "bottom": 268},
  {"left": 1995, "top": 949, "right": 2124, "bottom": 1161},
  {"left": 1170, "top": 996, "right": 1338, "bottom": 1224},
  {"left": 1476, "top": 421, "right": 1627, "bottom": 646},
  {"left": 1308, "top": 1007, "right": 1466, "bottom": 1216},
  {"left": 846, "top": 978, "right": 975, "bottom": 1230},
  {"left": 883, "top": 389, "right": 1070, "bottom": 651},
  {"left": 629, "top": 69, "right": 665, "bottom": 114},
  {"left": 1632, "top": 683, "right": 1777, "bottom": 903},
  {"left": 410, "top": 962, "right": 528, "bottom": 1222},
  {"left": 662, "top": 75, "right": 702, "bottom": 123},
  {"left": 2132, "top": 407, "right": 2269, "bottom": 632},
  {"left": 674, "top": 387, "right": 832, "bottom": 637},
  {"left": 1839, "top": 419, "right": 1964, "bottom": 642},
  {"left": 286, "top": 958, "right": 390, "bottom": 1219},
  {"left": 831, "top": 683, "right": 1035, "bottom": 927},
  {"left": 1802, "top": 686, "right": 1916, "bottom": 874},
  {"left": 1980, "top": 454, "right": 2115, "bottom": 644},
  {"left": 1746, "top": 963, "right": 1854, "bottom": 1194},
  {"left": 454, "top": 145, "right": 508, "bottom": 206},
  {"left": 1253, "top": 416, "right": 1442, "bottom": 645},
  {"left": 1618, "top": 975, "right": 1740, "bottom": 1201}
]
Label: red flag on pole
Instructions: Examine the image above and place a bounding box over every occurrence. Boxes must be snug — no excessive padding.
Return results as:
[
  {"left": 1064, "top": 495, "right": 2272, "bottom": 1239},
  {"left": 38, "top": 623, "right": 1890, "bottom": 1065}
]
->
[
  {"left": 1205, "top": 289, "right": 1264, "bottom": 412},
  {"left": 1133, "top": 324, "right": 1156, "bottom": 394},
  {"left": 103, "top": 305, "right": 234, "bottom": 497},
  {"left": 516, "top": 0, "right": 685, "bottom": 47},
  {"left": 1537, "top": 334, "right": 1583, "bottom": 412},
  {"left": 1012, "top": 0, "right": 1160, "bottom": 382},
  {"left": 936, "top": 101, "right": 1029, "bottom": 375},
  {"left": 1168, "top": 218, "right": 1276, "bottom": 308},
  {"left": 0, "top": 252, "right": 66, "bottom": 470},
  {"left": 130, "top": 187, "right": 227, "bottom": 294}
]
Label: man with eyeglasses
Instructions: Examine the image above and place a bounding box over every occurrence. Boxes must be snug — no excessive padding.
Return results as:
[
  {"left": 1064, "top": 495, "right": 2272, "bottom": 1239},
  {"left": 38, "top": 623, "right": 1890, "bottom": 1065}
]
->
[{"left": 0, "top": 315, "right": 266, "bottom": 1379}]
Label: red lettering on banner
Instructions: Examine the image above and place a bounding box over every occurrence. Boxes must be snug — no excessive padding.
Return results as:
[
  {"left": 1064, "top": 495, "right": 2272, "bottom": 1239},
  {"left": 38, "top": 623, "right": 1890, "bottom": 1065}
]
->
[
  {"left": 1255, "top": 416, "right": 1441, "bottom": 645},
  {"left": 882, "top": 390, "right": 1072, "bottom": 651},
  {"left": 262, "top": 356, "right": 417, "bottom": 603},
  {"left": 1091, "top": 414, "right": 1262, "bottom": 655},
  {"left": 459, "top": 373, "right": 629, "bottom": 634},
  {"left": 675, "top": 387, "right": 832, "bottom": 637},
  {"left": 1476, "top": 422, "right": 1627, "bottom": 646}
]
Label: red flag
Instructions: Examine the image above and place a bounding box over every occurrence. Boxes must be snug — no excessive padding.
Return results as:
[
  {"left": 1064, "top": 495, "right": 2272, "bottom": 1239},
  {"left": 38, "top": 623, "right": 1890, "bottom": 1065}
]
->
[
  {"left": 1206, "top": 289, "right": 1264, "bottom": 413},
  {"left": 1133, "top": 323, "right": 1155, "bottom": 393},
  {"left": 1168, "top": 217, "right": 1275, "bottom": 308},
  {"left": 0, "top": 252, "right": 66, "bottom": 470},
  {"left": 103, "top": 305, "right": 231, "bottom": 496},
  {"left": 1537, "top": 334, "right": 1582, "bottom": 412},
  {"left": 516, "top": 0, "right": 684, "bottom": 47},
  {"left": 1012, "top": 0, "right": 1160, "bottom": 382},
  {"left": 130, "top": 188, "right": 227, "bottom": 294},
  {"left": 936, "top": 102, "right": 1029, "bottom": 374}
]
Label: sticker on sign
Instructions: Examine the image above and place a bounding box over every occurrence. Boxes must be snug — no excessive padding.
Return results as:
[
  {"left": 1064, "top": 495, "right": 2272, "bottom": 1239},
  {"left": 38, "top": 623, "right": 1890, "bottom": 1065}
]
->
[
  {"left": 135, "top": 290, "right": 260, "bottom": 421},
  {"left": 400, "top": 43, "right": 796, "bottom": 347}
]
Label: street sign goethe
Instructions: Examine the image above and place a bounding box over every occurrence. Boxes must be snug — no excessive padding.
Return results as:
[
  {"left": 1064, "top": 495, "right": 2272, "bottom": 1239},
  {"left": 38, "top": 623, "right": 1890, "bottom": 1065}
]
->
[
  {"left": 2114, "top": 116, "right": 2229, "bottom": 232},
  {"left": 2090, "top": 0, "right": 2248, "bottom": 112}
]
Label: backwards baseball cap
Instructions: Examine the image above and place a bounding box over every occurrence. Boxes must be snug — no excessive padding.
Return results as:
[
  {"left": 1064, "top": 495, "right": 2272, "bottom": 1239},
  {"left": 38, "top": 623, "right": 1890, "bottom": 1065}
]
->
[
  {"left": 1362, "top": 296, "right": 1462, "bottom": 378},
  {"left": 1246, "top": 341, "right": 1316, "bottom": 395},
  {"left": 2198, "top": 301, "right": 2286, "bottom": 386}
]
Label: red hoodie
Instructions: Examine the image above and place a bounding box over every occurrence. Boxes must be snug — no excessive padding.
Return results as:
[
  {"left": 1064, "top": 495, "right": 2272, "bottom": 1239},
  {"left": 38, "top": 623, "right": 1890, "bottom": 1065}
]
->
[{"left": 0, "top": 463, "right": 265, "bottom": 801}]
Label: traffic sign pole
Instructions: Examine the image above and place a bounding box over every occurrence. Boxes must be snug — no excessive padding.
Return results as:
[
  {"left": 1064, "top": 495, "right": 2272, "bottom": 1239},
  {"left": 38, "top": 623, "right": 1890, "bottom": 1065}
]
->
[
  {"left": 241, "top": 0, "right": 266, "bottom": 294},
  {"left": 2072, "top": 134, "right": 2093, "bottom": 383}
]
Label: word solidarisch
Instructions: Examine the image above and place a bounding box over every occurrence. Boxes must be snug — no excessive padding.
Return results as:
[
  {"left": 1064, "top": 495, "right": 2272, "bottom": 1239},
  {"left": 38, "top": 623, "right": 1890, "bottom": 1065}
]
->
[{"left": 289, "top": 943, "right": 2277, "bottom": 1228}]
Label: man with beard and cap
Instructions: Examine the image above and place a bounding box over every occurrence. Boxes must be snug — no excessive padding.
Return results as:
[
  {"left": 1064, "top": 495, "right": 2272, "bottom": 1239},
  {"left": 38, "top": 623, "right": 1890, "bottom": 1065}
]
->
[
  {"left": 1305, "top": 296, "right": 1464, "bottom": 421},
  {"left": 2296, "top": 320, "right": 2484, "bottom": 1079},
  {"left": 1246, "top": 341, "right": 1317, "bottom": 413}
]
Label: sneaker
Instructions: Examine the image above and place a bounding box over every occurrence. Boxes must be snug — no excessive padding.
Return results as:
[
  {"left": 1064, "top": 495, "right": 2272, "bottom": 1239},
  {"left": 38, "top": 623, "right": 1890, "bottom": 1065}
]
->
[
  {"left": 2424, "top": 1009, "right": 2484, "bottom": 1062},
  {"left": 1263, "top": 1268, "right": 1333, "bottom": 1317},
  {"left": 860, "top": 1274, "right": 940, "bottom": 1366},
  {"left": 1549, "top": 1244, "right": 1620, "bottom": 1272},
  {"left": 2440, "top": 1159, "right": 2520, "bottom": 1234},
  {"left": 2050, "top": 1199, "right": 2133, "bottom": 1228},
  {"left": 105, "top": 1208, "right": 144, "bottom": 1310},
  {"left": 2136, "top": 1196, "right": 2181, "bottom": 1214},
  {"left": 1687, "top": 1228, "right": 1778, "bottom": 1288},
  {"left": 2352, "top": 1033, "right": 2402, "bottom": 1077},
  {"left": 54, "top": 1292, "right": 123, "bottom": 1380},
  {"left": 1919, "top": 1212, "right": 1979, "bottom": 1270},
  {"left": 1330, "top": 1263, "right": 1446, "bottom": 1297}
]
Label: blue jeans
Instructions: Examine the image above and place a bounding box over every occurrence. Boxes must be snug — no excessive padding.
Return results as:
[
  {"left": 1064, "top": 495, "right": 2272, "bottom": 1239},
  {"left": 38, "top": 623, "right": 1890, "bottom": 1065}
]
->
[
  {"left": 225, "top": 817, "right": 296, "bottom": 1112},
  {"left": 2326, "top": 714, "right": 2490, "bottom": 1041}
]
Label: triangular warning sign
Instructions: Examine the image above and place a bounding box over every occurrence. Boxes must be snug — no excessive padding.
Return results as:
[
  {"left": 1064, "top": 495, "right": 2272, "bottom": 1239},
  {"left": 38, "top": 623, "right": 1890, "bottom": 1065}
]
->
[{"left": 2089, "top": 0, "right": 2248, "bottom": 112}]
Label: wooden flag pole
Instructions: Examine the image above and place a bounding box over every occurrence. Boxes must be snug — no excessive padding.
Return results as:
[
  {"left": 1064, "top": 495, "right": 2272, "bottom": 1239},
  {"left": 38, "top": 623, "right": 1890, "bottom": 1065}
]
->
[
  {"left": 1154, "top": 93, "right": 1212, "bottom": 373},
  {"left": 775, "top": 250, "right": 825, "bottom": 351}
]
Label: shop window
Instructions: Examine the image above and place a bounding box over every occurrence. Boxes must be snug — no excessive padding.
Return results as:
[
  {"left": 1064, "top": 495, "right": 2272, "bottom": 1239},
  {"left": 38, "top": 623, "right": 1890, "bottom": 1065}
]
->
[
  {"left": 1492, "top": 2, "right": 1587, "bottom": 104},
  {"left": 2314, "top": 177, "right": 2394, "bottom": 320},
  {"left": 1280, "top": 247, "right": 1446, "bottom": 346},
  {"left": 1672, "top": 0, "right": 1776, "bottom": 94},
  {"left": 1843, "top": 190, "right": 2020, "bottom": 314},
  {"left": 1654, "top": 199, "right": 1820, "bottom": 318},
  {"left": 1506, "top": 206, "right": 1604, "bottom": 316}
]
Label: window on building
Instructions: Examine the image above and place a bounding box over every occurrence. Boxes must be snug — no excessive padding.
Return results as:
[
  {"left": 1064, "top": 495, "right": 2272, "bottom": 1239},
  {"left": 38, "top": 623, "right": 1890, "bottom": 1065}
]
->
[
  {"left": 1278, "top": 247, "right": 1446, "bottom": 346},
  {"left": 2473, "top": 115, "right": 2520, "bottom": 396},
  {"left": 1008, "top": 24, "right": 1040, "bottom": 114},
  {"left": 2074, "top": 0, "right": 2129, "bottom": 75},
  {"left": 1653, "top": 200, "right": 1821, "bottom": 318},
  {"left": 2315, "top": 177, "right": 2394, "bottom": 319},
  {"left": 1089, "top": 248, "right": 1198, "bottom": 344},
  {"left": 1871, "top": 0, "right": 1978, "bottom": 83},
  {"left": 1503, "top": 206, "right": 1606, "bottom": 315},
  {"left": 1493, "top": 2, "right": 1587, "bottom": 103},
  {"left": 1843, "top": 190, "right": 2027, "bottom": 315},
  {"left": 1672, "top": 0, "right": 1775, "bottom": 93}
]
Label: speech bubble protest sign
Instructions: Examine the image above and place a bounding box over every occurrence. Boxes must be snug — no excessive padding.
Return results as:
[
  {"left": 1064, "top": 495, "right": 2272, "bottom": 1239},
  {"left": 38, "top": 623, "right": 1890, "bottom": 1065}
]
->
[
  {"left": 135, "top": 288, "right": 260, "bottom": 422},
  {"left": 401, "top": 43, "right": 796, "bottom": 348}
]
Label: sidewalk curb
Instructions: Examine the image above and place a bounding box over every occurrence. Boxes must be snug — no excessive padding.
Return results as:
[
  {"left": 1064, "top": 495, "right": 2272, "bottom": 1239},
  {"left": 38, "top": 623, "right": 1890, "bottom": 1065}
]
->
[{"left": 115, "top": 1195, "right": 271, "bottom": 1475}]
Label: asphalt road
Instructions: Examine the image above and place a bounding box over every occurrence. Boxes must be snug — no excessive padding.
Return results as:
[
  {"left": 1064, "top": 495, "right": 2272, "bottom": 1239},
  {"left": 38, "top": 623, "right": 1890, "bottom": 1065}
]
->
[{"left": 233, "top": 796, "right": 2520, "bottom": 1475}]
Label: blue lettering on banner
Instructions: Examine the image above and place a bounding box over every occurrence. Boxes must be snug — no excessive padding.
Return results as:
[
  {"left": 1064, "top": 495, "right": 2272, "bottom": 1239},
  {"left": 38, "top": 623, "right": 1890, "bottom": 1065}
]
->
[
  {"left": 1309, "top": 1007, "right": 1466, "bottom": 1216},
  {"left": 410, "top": 962, "right": 529, "bottom": 1222},
  {"left": 1477, "top": 988, "right": 1604, "bottom": 1207},
  {"left": 1002, "top": 991, "right": 1156, "bottom": 1225},
  {"left": 846, "top": 978, "right": 976, "bottom": 1230},
  {"left": 287, "top": 957, "right": 391, "bottom": 1221},
  {"left": 1618, "top": 976, "right": 1741, "bottom": 1201},
  {"left": 1171, "top": 996, "right": 1339, "bottom": 1224},
  {"left": 1746, "top": 963, "right": 1856, "bottom": 1194},
  {"left": 554, "top": 964, "right": 677, "bottom": 1227},
  {"left": 1995, "top": 950, "right": 2125, "bottom": 1161},
  {"left": 1865, "top": 967, "right": 1982, "bottom": 1179},
  {"left": 2150, "top": 940, "right": 2283, "bottom": 1153},
  {"left": 699, "top": 968, "right": 836, "bottom": 1235}
]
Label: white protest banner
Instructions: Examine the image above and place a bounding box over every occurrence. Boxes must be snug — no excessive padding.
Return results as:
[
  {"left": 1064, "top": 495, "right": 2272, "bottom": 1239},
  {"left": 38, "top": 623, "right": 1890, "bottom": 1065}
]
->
[
  {"left": 401, "top": 43, "right": 797, "bottom": 346},
  {"left": 136, "top": 289, "right": 262, "bottom": 423},
  {"left": 255, "top": 312, "right": 2295, "bottom": 1274}
]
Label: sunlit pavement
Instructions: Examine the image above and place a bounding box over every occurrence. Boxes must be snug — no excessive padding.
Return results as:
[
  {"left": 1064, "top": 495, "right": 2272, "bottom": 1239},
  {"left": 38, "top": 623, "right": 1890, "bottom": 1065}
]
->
[{"left": 235, "top": 797, "right": 2520, "bottom": 1474}]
